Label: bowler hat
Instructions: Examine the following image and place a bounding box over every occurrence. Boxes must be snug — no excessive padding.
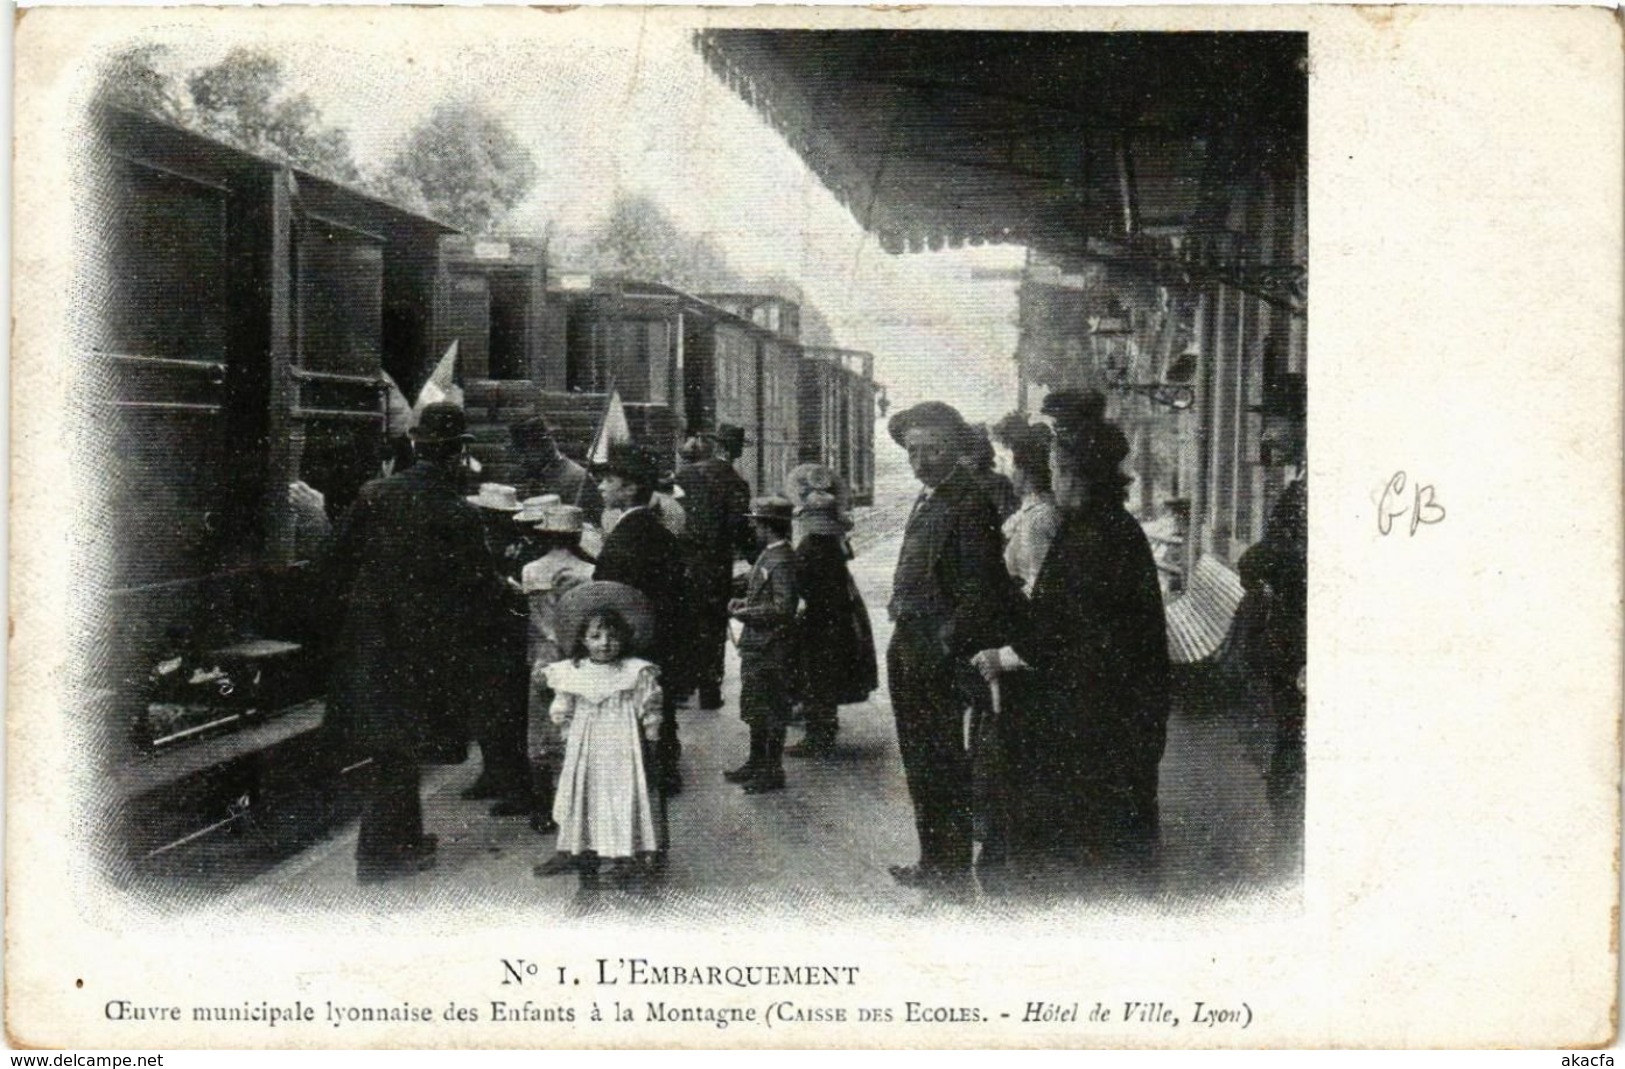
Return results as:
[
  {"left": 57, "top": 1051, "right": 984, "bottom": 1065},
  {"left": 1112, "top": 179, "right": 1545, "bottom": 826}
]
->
[
  {"left": 887, "top": 400, "right": 970, "bottom": 448},
  {"left": 410, "top": 402, "right": 474, "bottom": 444},
  {"left": 555, "top": 580, "right": 656, "bottom": 657},
  {"left": 593, "top": 442, "right": 663, "bottom": 489},
  {"left": 1039, "top": 389, "right": 1108, "bottom": 430},
  {"left": 746, "top": 495, "right": 795, "bottom": 525},
  {"left": 709, "top": 423, "right": 746, "bottom": 457}
]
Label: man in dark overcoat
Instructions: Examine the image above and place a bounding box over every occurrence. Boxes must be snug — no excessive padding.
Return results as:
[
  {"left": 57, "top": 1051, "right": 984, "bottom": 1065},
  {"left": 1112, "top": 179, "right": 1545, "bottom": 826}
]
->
[
  {"left": 885, "top": 401, "right": 1011, "bottom": 893},
  {"left": 593, "top": 442, "right": 694, "bottom": 795},
  {"left": 326, "top": 403, "right": 509, "bottom": 883},
  {"left": 675, "top": 433, "right": 753, "bottom": 710}
]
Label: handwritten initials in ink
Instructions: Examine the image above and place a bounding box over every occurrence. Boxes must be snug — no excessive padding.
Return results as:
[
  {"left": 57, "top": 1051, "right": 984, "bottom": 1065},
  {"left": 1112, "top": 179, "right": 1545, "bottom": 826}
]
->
[{"left": 1378, "top": 471, "right": 1447, "bottom": 536}]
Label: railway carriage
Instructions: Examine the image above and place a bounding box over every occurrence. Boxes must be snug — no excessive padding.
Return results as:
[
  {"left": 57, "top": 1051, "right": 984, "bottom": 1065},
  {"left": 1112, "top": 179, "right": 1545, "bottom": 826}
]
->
[
  {"left": 798, "top": 346, "right": 878, "bottom": 505},
  {"left": 90, "top": 107, "right": 456, "bottom": 862},
  {"left": 87, "top": 108, "right": 879, "bottom": 868}
]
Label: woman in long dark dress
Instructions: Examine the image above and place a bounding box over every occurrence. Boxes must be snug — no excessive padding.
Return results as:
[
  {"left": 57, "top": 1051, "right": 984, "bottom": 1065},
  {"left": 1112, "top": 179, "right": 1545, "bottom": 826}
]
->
[
  {"left": 973, "top": 393, "right": 1171, "bottom": 890},
  {"left": 786, "top": 482, "right": 877, "bottom": 755}
]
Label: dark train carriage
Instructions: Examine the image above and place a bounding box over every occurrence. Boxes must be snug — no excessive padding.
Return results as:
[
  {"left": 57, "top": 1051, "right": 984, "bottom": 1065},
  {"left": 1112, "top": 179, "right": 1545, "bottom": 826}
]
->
[
  {"left": 798, "top": 347, "right": 877, "bottom": 506},
  {"left": 697, "top": 293, "right": 801, "bottom": 341},
  {"left": 89, "top": 107, "right": 456, "bottom": 861},
  {"left": 675, "top": 293, "right": 799, "bottom": 496},
  {"left": 434, "top": 236, "right": 558, "bottom": 389}
]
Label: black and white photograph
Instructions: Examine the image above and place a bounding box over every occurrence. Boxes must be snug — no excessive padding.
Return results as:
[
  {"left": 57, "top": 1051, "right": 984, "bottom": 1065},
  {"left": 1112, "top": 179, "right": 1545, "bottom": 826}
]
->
[{"left": 8, "top": 4, "right": 1619, "bottom": 1050}]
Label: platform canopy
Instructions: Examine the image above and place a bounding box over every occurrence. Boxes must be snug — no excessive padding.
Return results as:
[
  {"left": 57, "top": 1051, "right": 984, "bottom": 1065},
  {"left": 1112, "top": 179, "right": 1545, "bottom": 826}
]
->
[{"left": 695, "top": 30, "right": 1306, "bottom": 310}]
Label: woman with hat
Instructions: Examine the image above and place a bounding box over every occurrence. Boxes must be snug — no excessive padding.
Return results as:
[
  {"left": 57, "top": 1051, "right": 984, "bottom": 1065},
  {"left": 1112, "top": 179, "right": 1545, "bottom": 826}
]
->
[
  {"left": 971, "top": 391, "right": 1171, "bottom": 892},
  {"left": 724, "top": 496, "right": 800, "bottom": 793},
  {"left": 783, "top": 467, "right": 876, "bottom": 757},
  {"left": 516, "top": 498, "right": 596, "bottom": 836}
]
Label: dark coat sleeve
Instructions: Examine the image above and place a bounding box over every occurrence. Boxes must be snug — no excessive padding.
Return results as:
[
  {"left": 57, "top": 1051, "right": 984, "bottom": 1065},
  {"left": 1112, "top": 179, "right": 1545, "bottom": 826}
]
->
[{"left": 939, "top": 479, "right": 1016, "bottom": 657}]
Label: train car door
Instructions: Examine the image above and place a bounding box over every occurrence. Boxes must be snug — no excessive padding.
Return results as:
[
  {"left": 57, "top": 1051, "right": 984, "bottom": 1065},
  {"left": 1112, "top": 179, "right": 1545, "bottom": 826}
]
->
[
  {"left": 288, "top": 210, "right": 388, "bottom": 527},
  {"left": 99, "top": 151, "right": 241, "bottom": 594}
]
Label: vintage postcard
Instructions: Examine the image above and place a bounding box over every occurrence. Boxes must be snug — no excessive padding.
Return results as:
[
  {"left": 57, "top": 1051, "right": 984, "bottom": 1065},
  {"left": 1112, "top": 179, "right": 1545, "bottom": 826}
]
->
[{"left": 8, "top": 3, "right": 1621, "bottom": 1050}]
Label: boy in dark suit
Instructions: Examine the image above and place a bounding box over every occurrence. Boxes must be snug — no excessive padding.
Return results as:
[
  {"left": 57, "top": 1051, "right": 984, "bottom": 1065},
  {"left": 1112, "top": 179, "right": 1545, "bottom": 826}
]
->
[{"left": 725, "top": 496, "right": 799, "bottom": 794}]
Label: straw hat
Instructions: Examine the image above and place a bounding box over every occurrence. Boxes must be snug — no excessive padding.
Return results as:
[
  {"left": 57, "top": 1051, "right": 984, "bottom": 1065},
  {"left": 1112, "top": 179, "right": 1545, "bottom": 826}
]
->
[
  {"left": 514, "top": 494, "right": 563, "bottom": 524},
  {"left": 746, "top": 495, "right": 795, "bottom": 525},
  {"left": 467, "top": 483, "right": 522, "bottom": 512},
  {"left": 537, "top": 504, "right": 585, "bottom": 535}
]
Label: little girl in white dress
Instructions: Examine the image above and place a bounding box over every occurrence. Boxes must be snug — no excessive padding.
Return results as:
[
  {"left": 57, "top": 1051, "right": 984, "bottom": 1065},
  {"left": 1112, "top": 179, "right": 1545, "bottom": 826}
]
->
[{"left": 535, "top": 606, "right": 664, "bottom": 890}]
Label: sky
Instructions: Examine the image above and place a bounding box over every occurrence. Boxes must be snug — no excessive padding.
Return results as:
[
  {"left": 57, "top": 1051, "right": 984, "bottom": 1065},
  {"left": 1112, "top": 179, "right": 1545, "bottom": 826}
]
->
[{"left": 119, "top": 13, "right": 1027, "bottom": 425}]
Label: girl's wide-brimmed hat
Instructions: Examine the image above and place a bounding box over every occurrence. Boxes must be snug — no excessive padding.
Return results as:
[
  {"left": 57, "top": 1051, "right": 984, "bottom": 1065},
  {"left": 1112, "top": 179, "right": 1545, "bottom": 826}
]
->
[
  {"left": 555, "top": 580, "right": 656, "bottom": 656},
  {"left": 467, "top": 483, "right": 522, "bottom": 512}
]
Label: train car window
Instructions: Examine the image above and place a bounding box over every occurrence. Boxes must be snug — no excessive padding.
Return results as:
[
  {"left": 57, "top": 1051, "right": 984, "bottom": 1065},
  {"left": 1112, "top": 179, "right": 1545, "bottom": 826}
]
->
[
  {"left": 102, "top": 158, "right": 229, "bottom": 362},
  {"left": 297, "top": 222, "right": 384, "bottom": 375},
  {"left": 100, "top": 157, "right": 234, "bottom": 591}
]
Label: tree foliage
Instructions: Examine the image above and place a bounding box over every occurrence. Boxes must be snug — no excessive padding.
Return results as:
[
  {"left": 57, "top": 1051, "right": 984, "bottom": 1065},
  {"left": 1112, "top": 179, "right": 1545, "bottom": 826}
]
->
[
  {"left": 95, "top": 44, "right": 189, "bottom": 122},
  {"left": 385, "top": 100, "right": 538, "bottom": 235},
  {"left": 96, "top": 46, "right": 361, "bottom": 186},
  {"left": 579, "top": 193, "right": 741, "bottom": 293}
]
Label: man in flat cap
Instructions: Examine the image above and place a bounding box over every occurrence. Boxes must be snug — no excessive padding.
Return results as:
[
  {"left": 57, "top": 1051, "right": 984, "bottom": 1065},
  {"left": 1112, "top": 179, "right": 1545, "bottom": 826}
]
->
[
  {"left": 885, "top": 400, "right": 1012, "bottom": 894},
  {"left": 326, "top": 402, "right": 510, "bottom": 883}
]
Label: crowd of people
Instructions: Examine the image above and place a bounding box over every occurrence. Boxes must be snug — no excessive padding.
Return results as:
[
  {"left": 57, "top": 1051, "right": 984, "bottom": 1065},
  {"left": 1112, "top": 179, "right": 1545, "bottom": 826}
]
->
[
  {"left": 322, "top": 405, "right": 877, "bottom": 890},
  {"left": 320, "top": 387, "right": 1302, "bottom": 899}
]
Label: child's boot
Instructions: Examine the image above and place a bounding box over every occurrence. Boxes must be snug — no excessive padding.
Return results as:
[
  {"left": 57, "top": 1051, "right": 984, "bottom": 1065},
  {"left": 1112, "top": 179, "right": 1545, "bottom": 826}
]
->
[{"left": 744, "top": 727, "right": 787, "bottom": 794}]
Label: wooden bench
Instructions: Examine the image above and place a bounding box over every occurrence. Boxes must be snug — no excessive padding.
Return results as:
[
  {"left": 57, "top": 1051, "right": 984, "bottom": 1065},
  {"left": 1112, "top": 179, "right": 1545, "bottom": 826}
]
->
[{"left": 1164, "top": 555, "right": 1245, "bottom": 665}]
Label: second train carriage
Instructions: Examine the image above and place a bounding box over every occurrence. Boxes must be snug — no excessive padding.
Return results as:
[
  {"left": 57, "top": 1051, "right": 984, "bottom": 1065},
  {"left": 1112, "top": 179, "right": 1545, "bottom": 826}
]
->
[{"left": 797, "top": 347, "right": 877, "bottom": 506}]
